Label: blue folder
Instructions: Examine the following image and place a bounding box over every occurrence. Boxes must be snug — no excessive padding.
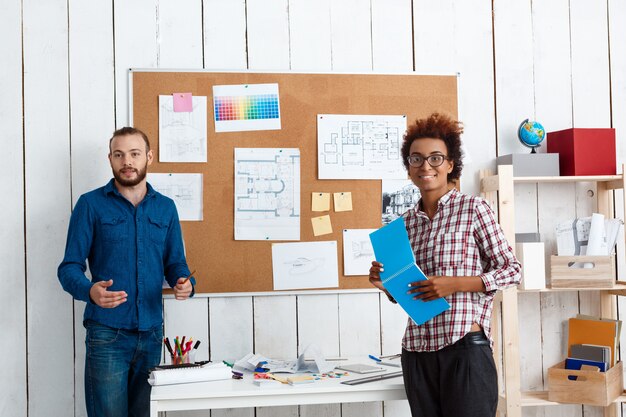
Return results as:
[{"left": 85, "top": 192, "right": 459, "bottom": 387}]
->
[
  {"left": 565, "top": 357, "right": 608, "bottom": 380},
  {"left": 369, "top": 217, "right": 450, "bottom": 325}
]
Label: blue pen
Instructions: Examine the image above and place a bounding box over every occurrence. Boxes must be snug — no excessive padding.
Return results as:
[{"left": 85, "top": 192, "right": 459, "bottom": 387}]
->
[{"left": 369, "top": 354, "right": 381, "bottom": 362}]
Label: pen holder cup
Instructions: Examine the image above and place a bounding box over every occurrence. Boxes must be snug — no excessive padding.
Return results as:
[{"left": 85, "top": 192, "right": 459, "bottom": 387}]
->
[{"left": 169, "top": 350, "right": 196, "bottom": 365}]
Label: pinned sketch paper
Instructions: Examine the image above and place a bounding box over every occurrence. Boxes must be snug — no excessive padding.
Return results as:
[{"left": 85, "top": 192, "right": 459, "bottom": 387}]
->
[
  {"left": 271, "top": 241, "right": 338, "bottom": 290},
  {"left": 312, "top": 215, "right": 333, "bottom": 236},
  {"left": 334, "top": 192, "right": 353, "bottom": 212},
  {"left": 369, "top": 217, "right": 450, "bottom": 325},
  {"left": 312, "top": 192, "right": 331, "bottom": 212},
  {"left": 213, "top": 83, "right": 281, "bottom": 132},
  {"left": 343, "top": 229, "right": 376, "bottom": 275},
  {"left": 317, "top": 114, "right": 408, "bottom": 179},
  {"left": 159, "top": 95, "right": 207, "bottom": 162},
  {"left": 172, "top": 92, "right": 193, "bottom": 112},
  {"left": 234, "top": 148, "right": 300, "bottom": 240},
  {"left": 147, "top": 173, "right": 203, "bottom": 221}
]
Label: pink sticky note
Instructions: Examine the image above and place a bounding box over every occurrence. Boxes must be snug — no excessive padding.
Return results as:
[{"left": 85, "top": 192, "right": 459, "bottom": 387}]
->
[{"left": 173, "top": 92, "right": 193, "bottom": 112}]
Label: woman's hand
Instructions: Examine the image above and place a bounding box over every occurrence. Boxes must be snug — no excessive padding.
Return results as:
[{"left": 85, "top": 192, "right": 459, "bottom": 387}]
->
[
  {"left": 407, "top": 276, "right": 457, "bottom": 301},
  {"left": 368, "top": 261, "right": 385, "bottom": 291}
]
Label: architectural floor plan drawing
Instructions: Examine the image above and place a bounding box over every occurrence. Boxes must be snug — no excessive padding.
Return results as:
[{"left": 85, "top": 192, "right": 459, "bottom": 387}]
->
[
  {"left": 147, "top": 173, "right": 203, "bottom": 221},
  {"left": 317, "top": 114, "right": 407, "bottom": 179},
  {"left": 158, "top": 95, "right": 207, "bottom": 162},
  {"left": 234, "top": 148, "right": 300, "bottom": 240}
]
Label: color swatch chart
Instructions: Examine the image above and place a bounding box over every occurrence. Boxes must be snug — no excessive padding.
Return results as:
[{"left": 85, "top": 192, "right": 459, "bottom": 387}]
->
[
  {"left": 214, "top": 94, "right": 279, "bottom": 121},
  {"left": 213, "top": 83, "right": 282, "bottom": 133}
]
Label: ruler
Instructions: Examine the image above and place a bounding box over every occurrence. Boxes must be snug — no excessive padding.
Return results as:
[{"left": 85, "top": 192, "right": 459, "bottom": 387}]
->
[{"left": 341, "top": 371, "right": 403, "bottom": 385}]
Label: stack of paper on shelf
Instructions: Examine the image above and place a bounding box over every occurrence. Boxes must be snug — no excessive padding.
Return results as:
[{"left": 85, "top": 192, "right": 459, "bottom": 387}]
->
[
  {"left": 556, "top": 214, "right": 623, "bottom": 257},
  {"left": 148, "top": 362, "right": 232, "bottom": 386},
  {"left": 369, "top": 217, "right": 450, "bottom": 325}
]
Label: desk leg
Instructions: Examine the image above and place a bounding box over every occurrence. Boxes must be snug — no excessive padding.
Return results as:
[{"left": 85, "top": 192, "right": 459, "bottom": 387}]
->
[{"left": 150, "top": 401, "right": 158, "bottom": 417}]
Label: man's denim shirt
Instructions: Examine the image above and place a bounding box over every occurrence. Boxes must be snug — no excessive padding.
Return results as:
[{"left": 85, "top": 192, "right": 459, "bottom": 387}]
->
[{"left": 58, "top": 179, "right": 194, "bottom": 330}]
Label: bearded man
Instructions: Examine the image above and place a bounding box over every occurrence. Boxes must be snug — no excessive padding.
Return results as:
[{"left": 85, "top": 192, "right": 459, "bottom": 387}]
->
[{"left": 58, "top": 127, "right": 195, "bottom": 417}]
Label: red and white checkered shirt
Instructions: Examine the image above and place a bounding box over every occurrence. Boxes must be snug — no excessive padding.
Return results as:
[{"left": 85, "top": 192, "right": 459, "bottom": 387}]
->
[{"left": 401, "top": 188, "right": 521, "bottom": 352}]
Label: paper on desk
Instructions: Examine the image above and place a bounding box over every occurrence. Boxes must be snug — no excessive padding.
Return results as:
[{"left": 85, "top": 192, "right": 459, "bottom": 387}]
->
[
  {"left": 234, "top": 345, "right": 334, "bottom": 374},
  {"left": 234, "top": 353, "right": 268, "bottom": 372}
]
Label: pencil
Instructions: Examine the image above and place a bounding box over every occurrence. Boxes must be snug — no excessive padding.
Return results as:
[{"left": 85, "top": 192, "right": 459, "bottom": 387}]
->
[{"left": 181, "top": 270, "right": 196, "bottom": 285}]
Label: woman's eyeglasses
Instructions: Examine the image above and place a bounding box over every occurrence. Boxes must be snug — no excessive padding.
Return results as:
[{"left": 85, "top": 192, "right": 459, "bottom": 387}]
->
[{"left": 406, "top": 154, "right": 449, "bottom": 168}]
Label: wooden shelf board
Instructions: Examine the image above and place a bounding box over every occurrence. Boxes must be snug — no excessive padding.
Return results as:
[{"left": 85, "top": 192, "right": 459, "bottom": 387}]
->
[
  {"left": 512, "top": 174, "right": 622, "bottom": 184},
  {"left": 518, "top": 283, "right": 626, "bottom": 293},
  {"left": 520, "top": 391, "right": 626, "bottom": 406}
]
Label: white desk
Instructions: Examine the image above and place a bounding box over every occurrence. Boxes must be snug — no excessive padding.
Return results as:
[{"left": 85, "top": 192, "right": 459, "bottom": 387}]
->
[{"left": 150, "top": 368, "right": 406, "bottom": 416}]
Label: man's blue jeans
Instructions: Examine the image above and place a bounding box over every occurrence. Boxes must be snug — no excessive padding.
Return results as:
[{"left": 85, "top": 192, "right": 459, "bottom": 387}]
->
[{"left": 84, "top": 320, "right": 162, "bottom": 417}]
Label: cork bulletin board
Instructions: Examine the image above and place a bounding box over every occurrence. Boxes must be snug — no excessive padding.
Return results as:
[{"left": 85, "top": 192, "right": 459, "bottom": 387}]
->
[{"left": 131, "top": 70, "right": 458, "bottom": 294}]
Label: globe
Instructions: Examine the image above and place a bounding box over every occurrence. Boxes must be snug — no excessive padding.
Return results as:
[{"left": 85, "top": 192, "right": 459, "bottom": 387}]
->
[{"left": 518, "top": 119, "right": 546, "bottom": 153}]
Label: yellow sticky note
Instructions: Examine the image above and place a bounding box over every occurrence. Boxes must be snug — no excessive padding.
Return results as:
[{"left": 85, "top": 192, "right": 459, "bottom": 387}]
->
[
  {"left": 311, "top": 215, "right": 333, "bottom": 236},
  {"left": 312, "top": 192, "right": 331, "bottom": 212},
  {"left": 333, "top": 192, "right": 353, "bottom": 212}
]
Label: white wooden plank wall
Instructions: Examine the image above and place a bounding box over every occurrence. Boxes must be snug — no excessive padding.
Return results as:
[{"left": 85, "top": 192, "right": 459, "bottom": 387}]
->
[
  {"left": 68, "top": 2, "right": 117, "bottom": 415},
  {"left": 23, "top": 1, "right": 74, "bottom": 417},
  {"left": 4, "top": 1, "right": 626, "bottom": 417},
  {"left": 0, "top": 1, "right": 26, "bottom": 417}
]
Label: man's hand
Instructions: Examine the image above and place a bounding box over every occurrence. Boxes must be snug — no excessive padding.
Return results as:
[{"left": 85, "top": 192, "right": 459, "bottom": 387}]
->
[
  {"left": 90, "top": 279, "right": 127, "bottom": 308},
  {"left": 173, "top": 277, "right": 193, "bottom": 300}
]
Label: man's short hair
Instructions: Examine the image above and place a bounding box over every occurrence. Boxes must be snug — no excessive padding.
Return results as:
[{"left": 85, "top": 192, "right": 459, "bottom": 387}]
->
[{"left": 109, "top": 127, "right": 151, "bottom": 152}]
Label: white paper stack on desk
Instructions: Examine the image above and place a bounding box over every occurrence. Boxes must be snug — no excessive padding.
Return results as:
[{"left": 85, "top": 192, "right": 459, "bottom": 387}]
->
[{"left": 148, "top": 362, "right": 232, "bottom": 386}]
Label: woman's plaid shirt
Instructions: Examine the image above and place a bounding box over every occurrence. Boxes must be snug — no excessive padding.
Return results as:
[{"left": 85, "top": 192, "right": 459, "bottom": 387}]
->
[{"left": 401, "top": 188, "right": 521, "bottom": 352}]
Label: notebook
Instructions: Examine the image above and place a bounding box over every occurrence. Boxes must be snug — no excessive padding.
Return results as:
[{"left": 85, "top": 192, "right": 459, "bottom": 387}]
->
[
  {"left": 571, "top": 344, "right": 611, "bottom": 364},
  {"left": 369, "top": 217, "right": 450, "bottom": 325},
  {"left": 148, "top": 362, "right": 232, "bottom": 386}
]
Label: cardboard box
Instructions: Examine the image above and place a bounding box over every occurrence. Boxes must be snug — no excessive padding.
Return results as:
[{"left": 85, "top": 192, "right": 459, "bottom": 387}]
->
[
  {"left": 550, "top": 255, "right": 614, "bottom": 288},
  {"left": 548, "top": 360, "right": 623, "bottom": 406},
  {"left": 547, "top": 128, "right": 616, "bottom": 176},
  {"left": 497, "top": 153, "right": 559, "bottom": 177}
]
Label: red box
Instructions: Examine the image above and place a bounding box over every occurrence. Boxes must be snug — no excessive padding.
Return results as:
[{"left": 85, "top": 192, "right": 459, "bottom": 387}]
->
[{"left": 547, "top": 128, "right": 616, "bottom": 176}]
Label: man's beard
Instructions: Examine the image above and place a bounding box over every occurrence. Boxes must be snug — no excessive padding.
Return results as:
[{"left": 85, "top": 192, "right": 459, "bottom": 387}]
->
[{"left": 113, "top": 164, "right": 148, "bottom": 187}]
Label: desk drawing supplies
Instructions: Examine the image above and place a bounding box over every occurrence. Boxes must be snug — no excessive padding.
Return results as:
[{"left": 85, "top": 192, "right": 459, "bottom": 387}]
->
[
  {"left": 287, "top": 375, "right": 315, "bottom": 385},
  {"left": 164, "top": 338, "right": 174, "bottom": 356},
  {"left": 336, "top": 363, "right": 385, "bottom": 374},
  {"left": 369, "top": 217, "right": 450, "bottom": 325},
  {"left": 369, "top": 354, "right": 401, "bottom": 367},
  {"left": 341, "top": 371, "right": 403, "bottom": 385}
]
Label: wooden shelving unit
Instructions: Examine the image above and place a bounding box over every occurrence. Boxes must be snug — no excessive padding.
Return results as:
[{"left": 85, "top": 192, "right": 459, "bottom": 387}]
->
[{"left": 480, "top": 165, "right": 626, "bottom": 417}]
